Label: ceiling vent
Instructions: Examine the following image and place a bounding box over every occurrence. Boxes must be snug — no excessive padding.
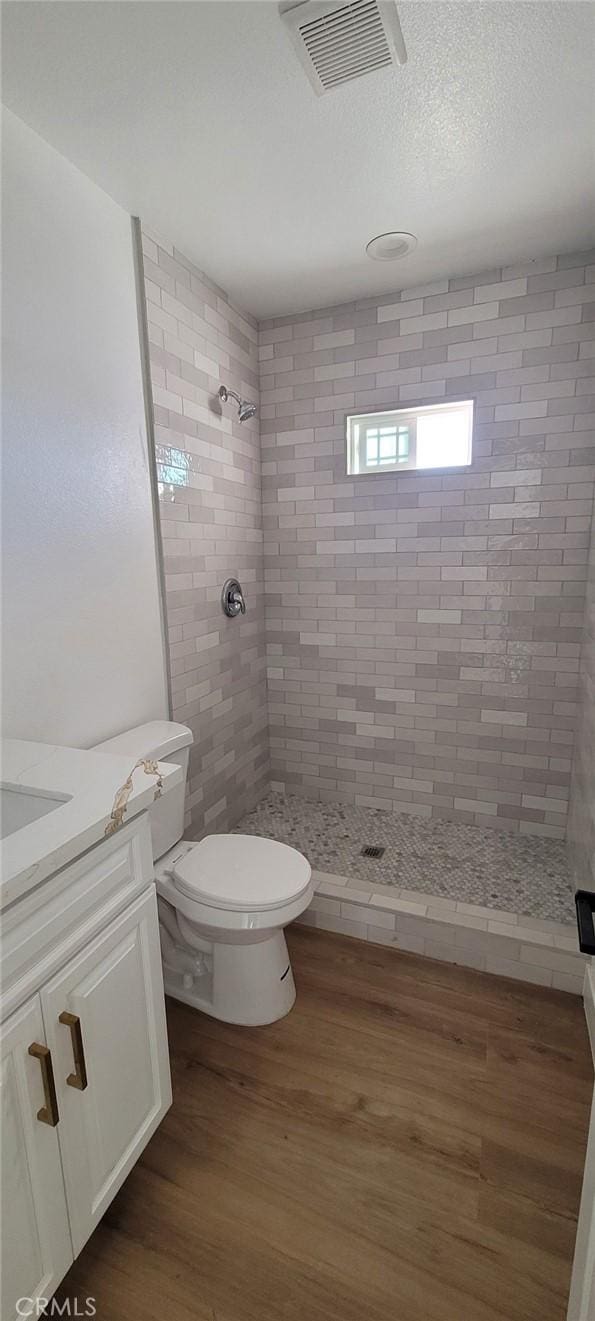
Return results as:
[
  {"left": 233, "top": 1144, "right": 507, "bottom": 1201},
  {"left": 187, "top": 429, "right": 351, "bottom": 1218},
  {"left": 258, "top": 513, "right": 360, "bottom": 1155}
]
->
[{"left": 279, "top": 0, "right": 407, "bottom": 96}]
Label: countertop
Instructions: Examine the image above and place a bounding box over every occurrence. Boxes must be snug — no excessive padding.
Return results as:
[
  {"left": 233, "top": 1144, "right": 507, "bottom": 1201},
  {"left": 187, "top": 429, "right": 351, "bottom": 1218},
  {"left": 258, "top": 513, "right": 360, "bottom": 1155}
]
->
[{"left": 1, "top": 739, "right": 182, "bottom": 909}]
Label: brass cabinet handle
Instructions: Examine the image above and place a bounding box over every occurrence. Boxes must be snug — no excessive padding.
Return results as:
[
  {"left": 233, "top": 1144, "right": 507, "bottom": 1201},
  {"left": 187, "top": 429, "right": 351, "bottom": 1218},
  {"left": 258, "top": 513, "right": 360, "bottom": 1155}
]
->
[
  {"left": 28, "top": 1043, "right": 59, "bottom": 1126},
  {"left": 59, "top": 1011, "right": 88, "bottom": 1091}
]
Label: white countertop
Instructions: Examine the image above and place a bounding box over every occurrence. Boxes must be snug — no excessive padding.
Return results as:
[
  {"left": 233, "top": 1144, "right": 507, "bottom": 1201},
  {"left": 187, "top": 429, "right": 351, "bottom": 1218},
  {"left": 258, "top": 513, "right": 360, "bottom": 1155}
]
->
[{"left": 0, "top": 739, "right": 182, "bottom": 909}]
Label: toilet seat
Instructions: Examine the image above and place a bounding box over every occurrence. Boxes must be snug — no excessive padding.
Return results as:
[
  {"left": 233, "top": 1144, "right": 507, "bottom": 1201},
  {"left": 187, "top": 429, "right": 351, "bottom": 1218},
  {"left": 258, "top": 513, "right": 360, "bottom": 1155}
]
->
[{"left": 171, "top": 834, "right": 312, "bottom": 912}]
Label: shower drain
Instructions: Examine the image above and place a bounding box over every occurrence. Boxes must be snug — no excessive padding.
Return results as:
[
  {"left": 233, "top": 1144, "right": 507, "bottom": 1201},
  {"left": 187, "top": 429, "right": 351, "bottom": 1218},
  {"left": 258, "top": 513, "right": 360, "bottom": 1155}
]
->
[{"left": 361, "top": 845, "right": 385, "bottom": 859}]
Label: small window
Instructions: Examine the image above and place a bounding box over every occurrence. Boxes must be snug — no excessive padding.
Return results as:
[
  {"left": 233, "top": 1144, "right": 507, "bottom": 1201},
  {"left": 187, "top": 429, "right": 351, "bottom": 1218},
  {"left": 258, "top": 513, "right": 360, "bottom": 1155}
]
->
[{"left": 346, "top": 400, "right": 474, "bottom": 475}]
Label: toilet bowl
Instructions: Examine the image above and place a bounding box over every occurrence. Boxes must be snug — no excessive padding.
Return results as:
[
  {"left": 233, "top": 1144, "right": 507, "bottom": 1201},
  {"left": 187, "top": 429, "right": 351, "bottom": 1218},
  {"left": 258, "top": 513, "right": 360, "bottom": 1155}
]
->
[
  {"left": 92, "top": 721, "right": 313, "bottom": 1025},
  {"left": 156, "top": 834, "right": 313, "bottom": 1024}
]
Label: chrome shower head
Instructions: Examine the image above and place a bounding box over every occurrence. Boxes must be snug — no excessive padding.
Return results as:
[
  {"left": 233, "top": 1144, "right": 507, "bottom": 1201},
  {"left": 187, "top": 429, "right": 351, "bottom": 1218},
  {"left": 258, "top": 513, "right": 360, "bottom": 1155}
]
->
[
  {"left": 218, "top": 385, "right": 257, "bottom": 423},
  {"left": 238, "top": 399, "right": 257, "bottom": 422}
]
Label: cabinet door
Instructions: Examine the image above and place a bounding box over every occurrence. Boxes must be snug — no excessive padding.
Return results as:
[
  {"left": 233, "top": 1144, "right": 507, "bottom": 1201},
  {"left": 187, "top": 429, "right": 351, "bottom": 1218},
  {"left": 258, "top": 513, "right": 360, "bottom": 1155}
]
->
[
  {"left": 567, "top": 1086, "right": 595, "bottom": 1320},
  {"left": 41, "top": 888, "right": 172, "bottom": 1255},
  {"left": 1, "top": 997, "right": 73, "bottom": 1320}
]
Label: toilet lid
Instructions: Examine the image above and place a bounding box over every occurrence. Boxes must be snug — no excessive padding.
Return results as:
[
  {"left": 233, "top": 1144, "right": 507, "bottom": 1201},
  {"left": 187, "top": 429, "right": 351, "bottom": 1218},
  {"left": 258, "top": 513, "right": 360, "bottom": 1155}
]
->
[{"left": 172, "top": 834, "right": 312, "bottom": 911}]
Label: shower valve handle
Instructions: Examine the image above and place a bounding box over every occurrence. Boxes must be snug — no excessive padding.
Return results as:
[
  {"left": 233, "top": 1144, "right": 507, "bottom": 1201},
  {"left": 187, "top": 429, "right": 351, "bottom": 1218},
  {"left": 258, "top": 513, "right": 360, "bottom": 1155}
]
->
[{"left": 222, "top": 578, "right": 246, "bottom": 618}]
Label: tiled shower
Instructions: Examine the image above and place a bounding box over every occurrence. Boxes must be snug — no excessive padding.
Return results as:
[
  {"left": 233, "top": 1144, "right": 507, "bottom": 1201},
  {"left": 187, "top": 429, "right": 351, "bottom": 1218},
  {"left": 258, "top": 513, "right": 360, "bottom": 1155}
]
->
[
  {"left": 142, "top": 230, "right": 595, "bottom": 980},
  {"left": 260, "top": 256, "right": 594, "bottom": 841}
]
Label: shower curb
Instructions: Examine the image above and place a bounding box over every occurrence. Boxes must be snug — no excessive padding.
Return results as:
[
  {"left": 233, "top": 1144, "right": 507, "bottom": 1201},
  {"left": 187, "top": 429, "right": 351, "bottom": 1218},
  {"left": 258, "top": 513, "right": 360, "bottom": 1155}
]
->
[{"left": 297, "top": 868, "right": 589, "bottom": 995}]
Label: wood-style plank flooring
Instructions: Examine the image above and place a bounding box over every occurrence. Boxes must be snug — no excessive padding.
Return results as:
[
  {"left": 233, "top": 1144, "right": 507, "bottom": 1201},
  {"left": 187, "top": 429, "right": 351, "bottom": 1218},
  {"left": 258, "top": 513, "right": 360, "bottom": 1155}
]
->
[{"left": 56, "top": 927, "right": 593, "bottom": 1321}]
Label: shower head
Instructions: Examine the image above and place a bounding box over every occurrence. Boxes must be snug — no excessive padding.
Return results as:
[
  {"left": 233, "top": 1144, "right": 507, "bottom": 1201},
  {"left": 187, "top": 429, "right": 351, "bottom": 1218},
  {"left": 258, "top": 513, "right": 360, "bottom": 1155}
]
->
[{"left": 218, "top": 385, "right": 257, "bottom": 423}]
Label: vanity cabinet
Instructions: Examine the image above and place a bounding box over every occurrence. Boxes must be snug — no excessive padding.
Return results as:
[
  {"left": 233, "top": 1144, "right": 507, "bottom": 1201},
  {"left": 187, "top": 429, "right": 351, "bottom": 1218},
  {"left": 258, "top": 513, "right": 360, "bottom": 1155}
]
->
[
  {"left": 1, "top": 997, "right": 72, "bottom": 1315},
  {"left": 1, "top": 817, "right": 171, "bottom": 1321},
  {"left": 41, "top": 889, "right": 170, "bottom": 1254}
]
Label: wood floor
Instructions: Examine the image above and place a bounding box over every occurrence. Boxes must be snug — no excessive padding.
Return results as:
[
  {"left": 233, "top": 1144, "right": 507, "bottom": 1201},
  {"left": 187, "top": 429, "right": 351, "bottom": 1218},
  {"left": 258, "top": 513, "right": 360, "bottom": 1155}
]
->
[{"left": 56, "top": 926, "right": 593, "bottom": 1321}]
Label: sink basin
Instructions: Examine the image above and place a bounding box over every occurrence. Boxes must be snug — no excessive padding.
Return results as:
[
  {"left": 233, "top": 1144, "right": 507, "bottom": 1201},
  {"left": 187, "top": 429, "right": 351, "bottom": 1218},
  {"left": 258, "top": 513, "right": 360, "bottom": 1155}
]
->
[{"left": 0, "top": 783, "right": 72, "bottom": 840}]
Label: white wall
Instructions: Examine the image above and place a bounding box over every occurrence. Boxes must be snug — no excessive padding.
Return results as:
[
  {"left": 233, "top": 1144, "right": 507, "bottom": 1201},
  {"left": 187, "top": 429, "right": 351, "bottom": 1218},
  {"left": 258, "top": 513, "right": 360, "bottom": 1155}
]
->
[{"left": 2, "top": 111, "right": 169, "bottom": 747}]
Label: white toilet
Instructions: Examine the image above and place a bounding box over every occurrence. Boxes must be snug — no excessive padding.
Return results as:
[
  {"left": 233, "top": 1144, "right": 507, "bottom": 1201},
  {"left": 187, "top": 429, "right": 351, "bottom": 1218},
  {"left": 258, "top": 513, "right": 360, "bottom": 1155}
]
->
[{"left": 92, "top": 721, "right": 313, "bottom": 1026}]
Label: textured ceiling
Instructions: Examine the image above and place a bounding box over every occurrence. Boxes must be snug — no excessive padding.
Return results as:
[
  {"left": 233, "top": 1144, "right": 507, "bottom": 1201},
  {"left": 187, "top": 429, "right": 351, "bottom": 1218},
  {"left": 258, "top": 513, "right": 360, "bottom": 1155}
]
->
[{"left": 2, "top": 0, "right": 594, "bottom": 317}]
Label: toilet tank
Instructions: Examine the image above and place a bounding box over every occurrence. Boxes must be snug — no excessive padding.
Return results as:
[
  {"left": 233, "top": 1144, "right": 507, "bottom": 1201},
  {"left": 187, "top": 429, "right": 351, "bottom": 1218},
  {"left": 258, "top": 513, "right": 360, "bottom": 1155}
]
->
[{"left": 91, "top": 721, "right": 193, "bottom": 861}]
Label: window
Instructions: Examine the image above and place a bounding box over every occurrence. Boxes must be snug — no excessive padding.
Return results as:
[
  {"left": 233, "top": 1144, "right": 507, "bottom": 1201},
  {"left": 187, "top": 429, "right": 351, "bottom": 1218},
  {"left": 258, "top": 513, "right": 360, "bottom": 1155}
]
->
[{"left": 346, "top": 400, "right": 473, "bottom": 475}]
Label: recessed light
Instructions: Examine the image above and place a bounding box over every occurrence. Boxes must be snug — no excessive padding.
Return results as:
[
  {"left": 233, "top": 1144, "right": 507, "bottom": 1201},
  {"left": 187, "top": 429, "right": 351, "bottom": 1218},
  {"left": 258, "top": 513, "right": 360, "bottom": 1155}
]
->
[{"left": 366, "top": 232, "right": 417, "bottom": 262}]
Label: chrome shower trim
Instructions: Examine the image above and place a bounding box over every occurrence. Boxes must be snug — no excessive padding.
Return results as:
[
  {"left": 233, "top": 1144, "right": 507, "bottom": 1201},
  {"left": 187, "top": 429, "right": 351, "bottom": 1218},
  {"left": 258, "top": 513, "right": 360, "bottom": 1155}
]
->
[{"left": 218, "top": 384, "right": 257, "bottom": 423}]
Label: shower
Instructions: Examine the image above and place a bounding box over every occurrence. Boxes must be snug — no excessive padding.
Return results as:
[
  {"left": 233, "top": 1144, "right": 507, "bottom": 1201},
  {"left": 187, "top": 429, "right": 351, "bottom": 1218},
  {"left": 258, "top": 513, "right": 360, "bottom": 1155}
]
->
[{"left": 218, "top": 385, "right": 257, "bottom": 422}]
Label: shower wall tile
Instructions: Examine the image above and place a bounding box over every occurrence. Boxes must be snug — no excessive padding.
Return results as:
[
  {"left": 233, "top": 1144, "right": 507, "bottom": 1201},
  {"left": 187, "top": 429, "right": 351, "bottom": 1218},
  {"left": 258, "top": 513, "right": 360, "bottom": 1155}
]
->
[
  {"left": 141, "top": 225, "right": 269, "bottom": 837},
  {"left": 568, "top": 502, "right": 595, "bottom": 887},
  {"left": 259, "top": 251, "right": 595, "bottom": 836}
]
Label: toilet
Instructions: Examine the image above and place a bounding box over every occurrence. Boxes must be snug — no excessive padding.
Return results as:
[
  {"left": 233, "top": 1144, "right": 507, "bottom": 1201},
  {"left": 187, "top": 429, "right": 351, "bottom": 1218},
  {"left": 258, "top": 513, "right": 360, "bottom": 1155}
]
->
[{"left": 92, "top": 721, "right": 313, "bottom": 1025}]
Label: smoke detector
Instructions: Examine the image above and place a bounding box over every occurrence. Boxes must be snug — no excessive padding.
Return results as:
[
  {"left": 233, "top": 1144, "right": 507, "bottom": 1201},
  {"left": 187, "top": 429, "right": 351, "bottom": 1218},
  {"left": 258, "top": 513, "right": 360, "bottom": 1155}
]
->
[{"left": 279, "top": 0, "right": 407, "bottom": 96}]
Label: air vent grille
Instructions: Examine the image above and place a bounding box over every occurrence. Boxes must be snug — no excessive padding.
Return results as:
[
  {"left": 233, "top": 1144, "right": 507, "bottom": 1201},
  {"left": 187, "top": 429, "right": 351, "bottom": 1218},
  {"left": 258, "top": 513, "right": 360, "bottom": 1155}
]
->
[
  {"left": 280, "top": 0, "right": 406, "bottom": 96},
  {"left": 302, "top": 2, "right": 391, "bottom": 90}
]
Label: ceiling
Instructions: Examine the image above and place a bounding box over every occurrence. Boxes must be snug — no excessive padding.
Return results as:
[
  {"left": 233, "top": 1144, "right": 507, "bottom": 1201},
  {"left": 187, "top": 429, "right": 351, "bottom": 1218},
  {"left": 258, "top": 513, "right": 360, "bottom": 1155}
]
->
[{"left": 2, "top": 1, "right": 594, "bottom": 319}]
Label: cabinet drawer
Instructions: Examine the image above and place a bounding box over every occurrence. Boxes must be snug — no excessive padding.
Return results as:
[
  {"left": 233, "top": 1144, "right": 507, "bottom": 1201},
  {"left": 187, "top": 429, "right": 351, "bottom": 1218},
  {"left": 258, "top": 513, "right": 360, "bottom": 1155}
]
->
[{"left": 2, "top": 817, "right": 153, "bottom": 1018}]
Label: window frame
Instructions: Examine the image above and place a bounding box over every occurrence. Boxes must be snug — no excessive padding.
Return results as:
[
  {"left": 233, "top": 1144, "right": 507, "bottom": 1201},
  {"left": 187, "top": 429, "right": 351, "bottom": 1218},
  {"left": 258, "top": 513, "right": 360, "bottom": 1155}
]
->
[{"left": 346, "top": 399, "right": 474, "bottom": 477}]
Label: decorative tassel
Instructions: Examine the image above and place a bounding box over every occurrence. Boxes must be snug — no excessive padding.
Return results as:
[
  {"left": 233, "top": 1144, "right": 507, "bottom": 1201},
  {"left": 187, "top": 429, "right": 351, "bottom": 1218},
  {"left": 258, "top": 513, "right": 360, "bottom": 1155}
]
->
[{"left": 105, "top": 758, "right": 164, "bottom": 836}]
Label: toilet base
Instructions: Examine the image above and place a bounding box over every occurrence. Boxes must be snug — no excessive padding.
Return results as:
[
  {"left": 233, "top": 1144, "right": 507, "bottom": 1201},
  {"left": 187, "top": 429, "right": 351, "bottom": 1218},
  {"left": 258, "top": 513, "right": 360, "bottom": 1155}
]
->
[{"left": 163, "top": 928, "right": 297, "bottom": 1026}]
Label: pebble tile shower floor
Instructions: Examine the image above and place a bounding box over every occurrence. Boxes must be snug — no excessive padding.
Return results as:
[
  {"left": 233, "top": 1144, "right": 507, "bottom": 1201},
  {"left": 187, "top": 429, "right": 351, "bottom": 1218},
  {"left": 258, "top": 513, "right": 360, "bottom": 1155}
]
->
[{"left": 232, "top": 792, "right": 575, "bottom": 924}]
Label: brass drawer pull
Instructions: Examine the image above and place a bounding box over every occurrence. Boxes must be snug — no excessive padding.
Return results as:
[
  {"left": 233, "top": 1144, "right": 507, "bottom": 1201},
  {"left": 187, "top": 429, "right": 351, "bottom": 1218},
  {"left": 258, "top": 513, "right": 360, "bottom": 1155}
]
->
[
  {"left": 59, "top": 1011, "right": 88, "bottom": 1091},
  {"left": 28, "top": 1043, "right": 59, "bottom": 1126}
]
